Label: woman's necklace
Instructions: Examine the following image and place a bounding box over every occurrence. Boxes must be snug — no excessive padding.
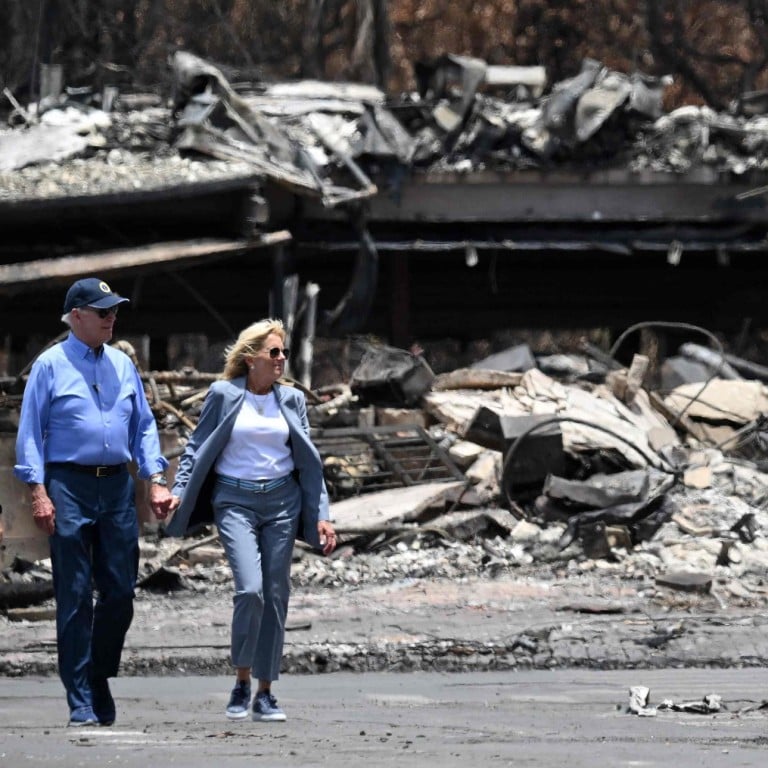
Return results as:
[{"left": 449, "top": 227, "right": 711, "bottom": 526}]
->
[{"left": 247, "top": 387, "right": 271, "bottom": 415}]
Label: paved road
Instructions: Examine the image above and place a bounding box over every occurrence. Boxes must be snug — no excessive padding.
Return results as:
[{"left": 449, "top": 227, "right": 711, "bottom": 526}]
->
[
  {"left": 4, "top": 570, "right": 768, "bottom": 766},
  {"left": 4, "top": 572, "right": 768, "bottom": 676},
  {"left": 2, "top": 669, "right": 767, "bottom": 767}
]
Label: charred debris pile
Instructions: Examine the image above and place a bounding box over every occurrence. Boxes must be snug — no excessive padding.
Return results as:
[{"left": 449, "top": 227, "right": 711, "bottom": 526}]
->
[
  {"left": 3, "top": 50, "right": 768, "bottom": 251},
  {"left": 4, "top": 326, "right": 768, "bottom": 613},
  {"left": 4, "top": 53, "right": 768, "bottom": 608},
  {"left": 4, "top": 52, "right": 768, "bottom": 354},
  {"left": 5, "top": 51, "right": 768, "bottom": 199}
]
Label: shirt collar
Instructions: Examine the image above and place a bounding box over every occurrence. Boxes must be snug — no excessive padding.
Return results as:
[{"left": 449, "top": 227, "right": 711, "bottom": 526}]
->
[{"left": 64, "top": 332, "right": 103, "bottom": 359}]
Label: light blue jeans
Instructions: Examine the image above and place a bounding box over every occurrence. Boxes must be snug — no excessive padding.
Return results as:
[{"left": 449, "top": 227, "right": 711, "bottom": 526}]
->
[{"left": 212, "top": 475, "right": 300, "bottom": 681}]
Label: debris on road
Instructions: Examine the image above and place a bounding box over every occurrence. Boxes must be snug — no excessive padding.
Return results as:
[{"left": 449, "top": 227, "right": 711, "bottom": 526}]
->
[{"left": 627, "top": 685, "right": 722, "bottom": 716}]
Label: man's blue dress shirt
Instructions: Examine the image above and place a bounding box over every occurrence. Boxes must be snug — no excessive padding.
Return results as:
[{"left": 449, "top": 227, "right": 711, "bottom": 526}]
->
[{"left": 15, "top": 333, "right": 168, "bottom": 484}]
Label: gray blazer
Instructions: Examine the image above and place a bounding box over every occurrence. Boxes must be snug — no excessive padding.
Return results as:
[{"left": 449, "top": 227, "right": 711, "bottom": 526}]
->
[{"left": 164, "top": 376, "right": 329, "bottom": 549}]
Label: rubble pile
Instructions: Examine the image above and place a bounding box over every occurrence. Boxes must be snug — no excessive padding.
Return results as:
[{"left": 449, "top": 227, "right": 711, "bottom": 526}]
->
[
  {"left": 8, "top": 330, "right": 768, "bottom": 621},
  {"left": 294, "top": 339, "right": 768, "bottom": 606},
  {"left": 4, "top": 50, "right": 768, "bottom": 630},
  {"left": 4, "top": 51, "right": 768, "bottom": 207},
  {"left": 351, "top": 337, "right": 758, "bottom": 589},
  {"left": 6, "top": 332, "right": 768, "bottom": 679},
  {"left": 0, "top": 147, "right": 255, "bottom": 202}
]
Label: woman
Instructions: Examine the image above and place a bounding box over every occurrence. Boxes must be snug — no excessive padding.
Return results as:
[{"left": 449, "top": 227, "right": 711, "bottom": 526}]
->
[{"left": 165, "top": 319, "right": 336, "bottom": 722}]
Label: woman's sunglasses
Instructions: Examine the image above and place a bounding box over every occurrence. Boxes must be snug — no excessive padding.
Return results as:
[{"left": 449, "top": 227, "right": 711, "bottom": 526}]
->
[
  {"left": 267, "top": 346, "right": 289, "bottom": 359},
  {"left": 81, "top": 306, "right": 119, "bottom": 319}
]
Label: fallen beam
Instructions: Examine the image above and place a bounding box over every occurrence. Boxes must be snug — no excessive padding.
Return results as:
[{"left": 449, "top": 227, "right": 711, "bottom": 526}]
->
[{"left": 0, "top": 232, "right": 292, "bottom": 296}]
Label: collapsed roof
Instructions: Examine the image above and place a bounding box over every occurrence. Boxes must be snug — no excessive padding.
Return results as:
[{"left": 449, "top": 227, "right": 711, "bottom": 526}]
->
[
  {"left": 2, "top": 52, "right": 768, "bottom": 342},
  {"left": 5, "top": 51, "right": 768, "bottom": 204}
]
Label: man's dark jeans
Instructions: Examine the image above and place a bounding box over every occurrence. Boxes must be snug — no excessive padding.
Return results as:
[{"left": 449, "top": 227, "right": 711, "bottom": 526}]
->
[{"left": 47, "top": 466, "right": 138, "bottom": 717}]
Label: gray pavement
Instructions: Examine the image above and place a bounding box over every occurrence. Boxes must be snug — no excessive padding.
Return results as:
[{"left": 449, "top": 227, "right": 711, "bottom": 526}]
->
[
  {"left": 4, "top": 571, "right": 768, "bottom": 765},
  {"left": 3, "top": 572, "right": 768, "bottom": 677},
  {"left": 2, "top": 669, "right": 768, "bottom": 767}
]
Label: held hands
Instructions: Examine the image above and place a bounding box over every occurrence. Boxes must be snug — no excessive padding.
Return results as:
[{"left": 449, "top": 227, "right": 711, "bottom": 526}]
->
[
  {"left": 318, "top": 520, "right": 337, "bottom": 556},
  {"left": 30, "top": 485, "right": 55, "bottom": 535},
  {"left": 149, "top": 483, "right": 174, "bottom": 520},
  {"left": 29, "top": 479, "right": 176, "bottom": 530}
]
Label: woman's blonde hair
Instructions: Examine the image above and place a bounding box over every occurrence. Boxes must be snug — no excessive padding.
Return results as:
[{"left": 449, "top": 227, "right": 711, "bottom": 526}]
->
[{"left": 221, "top": 318, "right": 286, "bottom": 380}]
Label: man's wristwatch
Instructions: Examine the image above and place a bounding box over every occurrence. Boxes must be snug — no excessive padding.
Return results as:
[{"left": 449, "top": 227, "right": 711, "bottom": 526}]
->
[{"left": 150, "top": 473, "right": 168, "bottom": 487}]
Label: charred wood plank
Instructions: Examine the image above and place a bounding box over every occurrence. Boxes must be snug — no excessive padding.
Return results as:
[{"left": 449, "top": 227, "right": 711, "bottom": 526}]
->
[
  {"left": 0, "top": 580, "right": 54, "bottom": 610},
  {"left": 0, "top": 233, "right": 292, "bottom": 296}
]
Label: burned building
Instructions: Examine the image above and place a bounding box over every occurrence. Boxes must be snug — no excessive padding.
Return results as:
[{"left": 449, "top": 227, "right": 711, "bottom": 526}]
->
[{"left": 2, "top": 53, "right": 768, "bottom": 377}]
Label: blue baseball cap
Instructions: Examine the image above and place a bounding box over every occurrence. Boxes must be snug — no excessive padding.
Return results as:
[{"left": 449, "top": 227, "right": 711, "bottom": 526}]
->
[{"left": 63, "top": 277, "right": 130, "bottom": 313}]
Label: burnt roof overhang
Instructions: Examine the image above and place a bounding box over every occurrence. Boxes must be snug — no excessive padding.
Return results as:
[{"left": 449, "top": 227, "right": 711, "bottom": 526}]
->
[
  {"left": 0, "top": 175, "right": 263, "bottom": 247},
  {"left": 296, "top": 168, "right": 768, "bottom": 226}
]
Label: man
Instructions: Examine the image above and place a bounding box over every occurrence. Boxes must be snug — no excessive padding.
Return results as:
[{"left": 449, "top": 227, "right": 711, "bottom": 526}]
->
[{"left": 14, "top": 276, "right": 173, "bottom": 727}]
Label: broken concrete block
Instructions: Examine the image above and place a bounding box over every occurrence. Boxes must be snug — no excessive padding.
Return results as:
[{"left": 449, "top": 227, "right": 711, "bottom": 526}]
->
[
  {"left": 665, "top": 379, "right": 768, "bottom": 424},
  {"left": 536, "top": 354, "right": 591, "bottom": 378},
  {"left": 655, "top": 570, "right": 713, "bottom": 593},
  {"left": 376, "top": 407, "right": 428, "bottom": 428},
  {"left": 607, "top": 354, "right": 648, "bottom": 404},
  {"left": 510, "top": 519, "right": 541, "bottom": 543},
  {"left": 500, "top": 415, "right": 567, "bottom": 501},
  {"left": 433, "top": 509, "right": 517, "bottom": 540},
  {"left": 471, "top": 343, "right": 536, "bottom": 373},
  {"left": 543, "top": 470, "right": 650, "bottom": 509},
  {"left": 464, "top": 450, "right": 502, "bottom": 503},
  {"left": 578, "top": 521, "right": 611, "bottom": 559},
  {"left": 465, "top": 449, "right": 501, "bottom": 483},
  {"left": 447, "top": 440, "right": 485, "bottom": 468},
  {"left": 463, "top": 406, "right": 509, "bottom": 451},
  {"left": 682, "top": 465, "right": 713, "bottom": 489},
  {"left": 628, "top": 685, "right": 653, "bottom": 715},
  {"left": 350, "top": 345, "right": 435, "bottom": 407},
  {"left": 660, "top": 356, "right": 709, "bottom": 389}
]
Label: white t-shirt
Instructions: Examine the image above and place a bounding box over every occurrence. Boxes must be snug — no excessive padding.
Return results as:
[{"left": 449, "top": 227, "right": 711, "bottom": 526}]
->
[{"left": 214, "top": 391, "right": 294, "bottom": 480}]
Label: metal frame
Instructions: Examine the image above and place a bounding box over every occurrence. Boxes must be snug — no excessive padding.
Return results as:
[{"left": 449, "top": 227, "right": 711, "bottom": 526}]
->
[{"left": 312, "top": 423, "right": 466, "bottom": 500}]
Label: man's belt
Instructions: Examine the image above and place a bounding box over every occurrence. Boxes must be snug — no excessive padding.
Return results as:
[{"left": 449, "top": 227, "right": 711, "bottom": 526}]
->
[
  {"left": 47, "top": 462, "right": 127, "bottom": 477},
  {"left": 216, "top": 474, "right": 291, "bottom": 493}
]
